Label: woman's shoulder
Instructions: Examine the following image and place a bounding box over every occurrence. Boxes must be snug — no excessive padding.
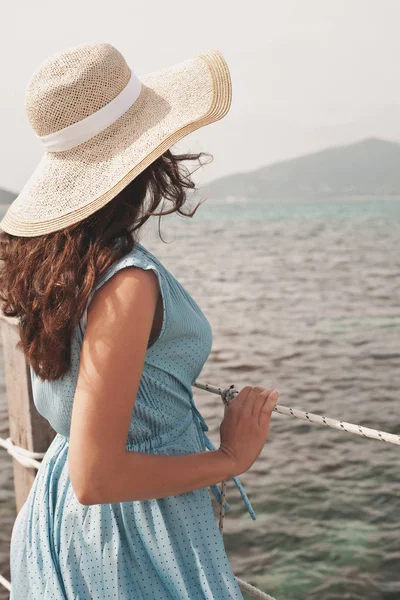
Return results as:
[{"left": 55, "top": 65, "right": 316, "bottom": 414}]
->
[
  {"left": 79, "top": 241, "right": 169, "bottom": 333},
  {"left": 93, "top": 241, "right": 160, "bottom": 288}
]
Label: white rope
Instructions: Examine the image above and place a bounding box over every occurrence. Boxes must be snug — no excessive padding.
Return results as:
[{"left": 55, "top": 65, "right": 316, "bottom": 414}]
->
[
  {"left": 193, "top": 380, "right": 400, "bottom": 446},
  {"left": 0, "top": 574, "right": 11, "bottom": 592},
  {"left": 0, "top": 436, "right": 45, "bottom": 469},
  {"left": 218, "top": 403, "right": 229, "bottom": 535},
  {"left": 236, "top": 577, "right": 277, "bottom": 600},
  {"left": 272, "top": 405, "right": 400, "bottom": 444}
]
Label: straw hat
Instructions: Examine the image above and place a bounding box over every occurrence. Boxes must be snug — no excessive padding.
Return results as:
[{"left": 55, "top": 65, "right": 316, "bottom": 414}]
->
[{"left": 0, "top": 42, "right": 232, "bottom": 237}]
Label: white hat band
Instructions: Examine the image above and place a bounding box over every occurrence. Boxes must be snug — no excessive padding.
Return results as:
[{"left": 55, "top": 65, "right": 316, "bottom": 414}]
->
[{"left": 37, "top": 69, "right": 142, "bottom": 153}]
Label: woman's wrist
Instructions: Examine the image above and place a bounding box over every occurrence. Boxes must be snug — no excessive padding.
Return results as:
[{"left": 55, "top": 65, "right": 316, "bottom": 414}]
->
[{"left": 215, "top": 448, "right": 237, "bottom": 480}]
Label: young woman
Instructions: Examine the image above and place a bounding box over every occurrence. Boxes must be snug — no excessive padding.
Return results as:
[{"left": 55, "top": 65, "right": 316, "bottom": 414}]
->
[{"left": 0, "top": 42, "right": 279, "bottom": 599}]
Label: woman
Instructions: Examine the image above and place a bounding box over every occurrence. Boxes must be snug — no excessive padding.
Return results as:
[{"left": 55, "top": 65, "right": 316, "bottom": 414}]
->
[{"left": 0, "top": 42, "right": 279, "bottom": 599}]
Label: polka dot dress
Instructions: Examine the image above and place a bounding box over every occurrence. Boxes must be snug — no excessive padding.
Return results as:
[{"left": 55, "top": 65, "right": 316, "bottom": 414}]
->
[{"left": 9, "top": 241, "right": 256, "bottom": 599}]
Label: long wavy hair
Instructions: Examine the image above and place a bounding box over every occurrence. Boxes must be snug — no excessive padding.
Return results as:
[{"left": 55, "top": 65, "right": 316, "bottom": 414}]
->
[{"left": 0, "top": 148, "right": 212, "bottom": 381}]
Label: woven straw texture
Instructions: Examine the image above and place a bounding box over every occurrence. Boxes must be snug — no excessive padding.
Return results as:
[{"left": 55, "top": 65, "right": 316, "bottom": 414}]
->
[{"left": 0, "top": 43, "right": 232, "bottom": 237}]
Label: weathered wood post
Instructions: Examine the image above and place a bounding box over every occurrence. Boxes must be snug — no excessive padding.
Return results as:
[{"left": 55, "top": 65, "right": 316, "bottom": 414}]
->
[{"left": 0, "top": 313, "right": 56, "bottom": 514}]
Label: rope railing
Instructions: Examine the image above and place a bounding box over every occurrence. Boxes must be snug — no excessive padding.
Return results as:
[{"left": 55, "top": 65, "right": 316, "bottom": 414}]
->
[
  {"left": 1, "top": 379, "right": 399, "bottom": 599},
  {"left": 0, "top": 437, "right": 44, "bottom": 593},
  {"left": 193, "top": 380, "right": 400, "bottom": 446},
  {"left": 0, "top": 436, "right": 46, "bottom": 469},
  {"left": 0, "top": 573, "right": 11, "bottom": 593}
]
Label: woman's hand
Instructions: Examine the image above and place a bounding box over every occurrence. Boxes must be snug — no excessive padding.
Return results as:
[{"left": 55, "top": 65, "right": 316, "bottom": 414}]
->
[{"left": 218, "top": 386, "right": 279, "bottom": 478}]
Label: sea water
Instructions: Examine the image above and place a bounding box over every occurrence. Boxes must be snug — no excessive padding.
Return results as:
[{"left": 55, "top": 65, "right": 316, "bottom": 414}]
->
[{"left": 1, "top": 197, "right": 399, "bottom": 600}]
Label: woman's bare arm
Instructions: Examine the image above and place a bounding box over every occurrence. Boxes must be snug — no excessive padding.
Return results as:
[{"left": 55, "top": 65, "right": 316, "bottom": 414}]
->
[{"left": 68, "top": 266, "right": 234, "bottom": 506}]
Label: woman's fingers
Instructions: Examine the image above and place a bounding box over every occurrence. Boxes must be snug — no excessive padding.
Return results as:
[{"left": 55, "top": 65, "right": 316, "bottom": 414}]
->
[
  {"left": 251, "top": 388, "right": 275, "bottom": 417},
  {"left": 258, "top": 389, "right": 279, "bottom": 427},
  {"left": 241, "top": 386, "right": 265, "bottom": 411},
  {"left": 228, "top": 385, "right": 255, "bottom": 411}
]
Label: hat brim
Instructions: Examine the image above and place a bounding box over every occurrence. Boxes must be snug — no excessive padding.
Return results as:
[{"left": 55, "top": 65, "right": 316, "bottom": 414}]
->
[{"left": 0, "top": 49, "right": 231, "bottom": 237}]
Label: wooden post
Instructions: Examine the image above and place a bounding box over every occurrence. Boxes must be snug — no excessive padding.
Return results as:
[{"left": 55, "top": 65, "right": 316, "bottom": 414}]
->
[{"left": 0, "top": 314, "right": 56, "bottom": 514}]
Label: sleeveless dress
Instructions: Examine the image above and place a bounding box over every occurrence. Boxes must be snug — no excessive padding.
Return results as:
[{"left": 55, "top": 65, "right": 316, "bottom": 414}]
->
[{"left": 9, "top": 241, "right": 257, "bottom": 599}]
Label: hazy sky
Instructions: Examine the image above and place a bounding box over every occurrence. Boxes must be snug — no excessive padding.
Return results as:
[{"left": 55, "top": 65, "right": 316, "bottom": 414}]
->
[{"left": 1, "top": 0, "right": 400, "bottom": 193}]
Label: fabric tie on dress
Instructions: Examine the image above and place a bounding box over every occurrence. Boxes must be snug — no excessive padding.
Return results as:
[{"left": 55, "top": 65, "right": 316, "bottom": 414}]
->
[{"left": 190, "top": 401, "right": 257, "bottom": 521}]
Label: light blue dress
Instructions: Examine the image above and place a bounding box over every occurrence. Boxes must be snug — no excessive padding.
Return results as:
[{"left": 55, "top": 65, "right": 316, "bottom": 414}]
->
[{"left": 9, "top": 241, "right": 256, "bottom": 599}]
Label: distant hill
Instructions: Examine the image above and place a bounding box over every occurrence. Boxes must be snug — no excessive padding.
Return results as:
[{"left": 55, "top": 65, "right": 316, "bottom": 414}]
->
[
  {"left": 0, "top": 187, "right": 17, "bottom": 204},
  {"left": 2, "top": 138, "right": 400, "bottom": 204},
  {"left": 203, "top": 138, "right": 400, "bottom": 200}
]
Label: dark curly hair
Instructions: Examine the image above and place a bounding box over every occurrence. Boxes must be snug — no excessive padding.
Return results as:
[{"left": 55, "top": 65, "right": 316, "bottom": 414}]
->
[{"left": 0, "top": 148, "right": 212, "bottom": 381}]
